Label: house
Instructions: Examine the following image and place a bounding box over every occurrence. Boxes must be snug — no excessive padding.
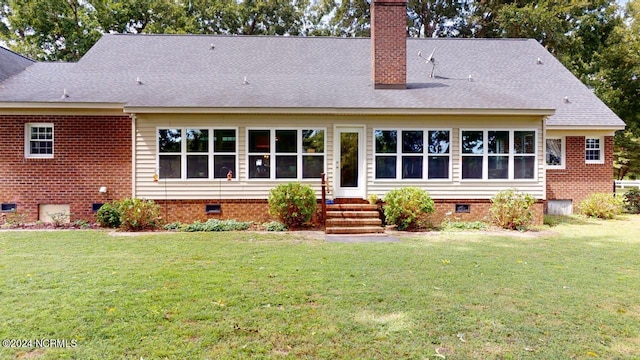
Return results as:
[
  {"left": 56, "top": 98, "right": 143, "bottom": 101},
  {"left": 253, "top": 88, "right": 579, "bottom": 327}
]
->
[{"left": 0, "top": 0, "right": 624, "bottom": 226}]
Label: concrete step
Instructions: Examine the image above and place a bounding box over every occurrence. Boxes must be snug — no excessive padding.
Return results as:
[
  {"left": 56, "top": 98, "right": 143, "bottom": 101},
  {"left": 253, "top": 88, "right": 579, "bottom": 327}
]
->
[
  {"left": 326, "top": 210, "right": 380, "bottom": 218},
  {"left": 326, "top": 218, "right": 382, "bottom": 227},
  {"left": 325, "top": 226, "right": 386, "bottom": 235}
]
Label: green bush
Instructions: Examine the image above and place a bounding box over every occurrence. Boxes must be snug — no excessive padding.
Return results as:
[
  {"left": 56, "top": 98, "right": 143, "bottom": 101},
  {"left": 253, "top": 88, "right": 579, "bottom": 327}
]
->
[
  {"left": 263, "top": 221, "right": 288, "bottom": 231},
  {"left": 490, "top": 189, "right": 536, "bottom": 230},
  {"left": 579, "top": 192, "right": 625, "bottom": 219},
  {"left": 96, "top": 202, "right": 121, "bottom": 228},
  {"left": 180, "top": 219, "right": 250, "bottom": 232},
  {"left": 268, "top": 183, "right": 317, "bottom": 228},
  {"left": 383, "top": 187, "right": 435, "bottom": 230},
  {"left": 118, "top": 198, "right": 161, "bottom": 231},
  {"left": 623, "top": 188, "right": 640, "bottom": 214}
]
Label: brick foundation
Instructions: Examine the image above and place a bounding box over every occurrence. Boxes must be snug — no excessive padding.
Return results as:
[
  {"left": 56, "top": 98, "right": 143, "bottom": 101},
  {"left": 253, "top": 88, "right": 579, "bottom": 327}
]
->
[
  {"left": 432, "top": 200, "right": 544, "bottom": 226},
  {"left": 0, "top": 114, "right": 132, "bottom": 223},
  {"left": 546, "top": 136, "right": 614, "bottom": 212}
]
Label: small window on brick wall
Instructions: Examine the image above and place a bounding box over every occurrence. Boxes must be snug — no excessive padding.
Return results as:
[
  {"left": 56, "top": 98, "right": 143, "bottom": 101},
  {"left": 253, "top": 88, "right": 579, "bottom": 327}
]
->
[
  {"left": 25, "top": 123, "right": 54, "bottom": 158},
  {"left": 585, "top": 137, "right": 604, "bottom": 164},
  {"left": 1, "top": 203, "right": 17, "bottom": 212}
]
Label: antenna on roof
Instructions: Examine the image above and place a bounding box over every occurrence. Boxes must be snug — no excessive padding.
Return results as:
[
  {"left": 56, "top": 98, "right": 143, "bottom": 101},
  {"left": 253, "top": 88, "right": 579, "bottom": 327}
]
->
[{"left": 418, "top": 48, "right": 436, "bottom": 78}]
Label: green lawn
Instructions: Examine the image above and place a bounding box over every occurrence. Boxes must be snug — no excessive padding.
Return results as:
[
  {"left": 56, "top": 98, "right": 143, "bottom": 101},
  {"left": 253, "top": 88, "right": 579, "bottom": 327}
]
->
[{"left": 1, "top": 216, "right": 640, "bottom": 359}]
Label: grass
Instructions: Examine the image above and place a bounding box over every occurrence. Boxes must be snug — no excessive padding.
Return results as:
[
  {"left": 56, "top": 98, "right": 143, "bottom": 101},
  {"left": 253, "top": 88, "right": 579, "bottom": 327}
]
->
[{"left": 1, "top": 216, "right": 640, "bottom": 359}]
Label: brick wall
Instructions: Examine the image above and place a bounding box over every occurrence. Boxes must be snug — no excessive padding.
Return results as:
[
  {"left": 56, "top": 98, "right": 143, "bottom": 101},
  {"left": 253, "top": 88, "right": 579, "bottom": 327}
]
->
[
  {"left": 432, "top": 200, "right": 544, "bottom": 226},
  {"left": 371, "top": 0, "right": 407, "bottom": 89},
  {"left": 0, "top": 114, "right": 131, "bottom": 222},
  {"left": 546, "top": 136, "right": 614, "bottom": 210}
]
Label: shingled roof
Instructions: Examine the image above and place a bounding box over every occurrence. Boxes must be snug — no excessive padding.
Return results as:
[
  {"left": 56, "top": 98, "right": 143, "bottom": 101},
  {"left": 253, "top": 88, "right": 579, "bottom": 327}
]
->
[
  {"left": 0, "top": 46, "right": 34, "bottom": 83},
  {"left": 0, "top": 34, "right": 625, "bottom": 129}
]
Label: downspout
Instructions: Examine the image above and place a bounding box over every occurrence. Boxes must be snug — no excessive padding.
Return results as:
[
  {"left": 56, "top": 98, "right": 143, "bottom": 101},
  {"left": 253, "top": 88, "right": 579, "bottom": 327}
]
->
[
  {"left": 130, "top": 113, "right": 137, "bottom": 198},
  {"left": 542, "top": 115, "right": 547, "bottom": 202}
]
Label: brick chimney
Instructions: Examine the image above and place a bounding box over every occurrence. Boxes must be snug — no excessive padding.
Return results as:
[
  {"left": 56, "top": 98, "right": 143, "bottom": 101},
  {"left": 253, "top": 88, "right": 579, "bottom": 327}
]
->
[{"left": 371, "top": 0, "right": 407, "bottom": 89}]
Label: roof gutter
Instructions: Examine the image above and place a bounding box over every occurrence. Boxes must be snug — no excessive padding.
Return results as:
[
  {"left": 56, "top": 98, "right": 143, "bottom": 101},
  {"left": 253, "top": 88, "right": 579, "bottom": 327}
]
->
[{"left": 122, "top": 106, "right": 556, "bottom": 116}]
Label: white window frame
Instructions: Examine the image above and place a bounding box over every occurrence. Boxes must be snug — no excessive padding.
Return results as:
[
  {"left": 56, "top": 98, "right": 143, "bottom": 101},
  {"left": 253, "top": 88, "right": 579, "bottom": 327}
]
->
[
  {"left": 545, "top": 137, "right": 565, "bottom": 169},
  {"left": 25, "top": 123, "right": 54, "bottom": 159},
  {"left": 373, "top": 128, "right": 452, "bottom": 181},
  {"left": 156, "top": 127, "right": 238, "bottom": 180},
  {"left": 460, "top": 129, "right": 537, "bottom": 181},
  {"left": 585, "top": 137, "right": 604, "bottom": 164},
  {"left": 246, "top": 127, "right": 326, "bottom": 180}
]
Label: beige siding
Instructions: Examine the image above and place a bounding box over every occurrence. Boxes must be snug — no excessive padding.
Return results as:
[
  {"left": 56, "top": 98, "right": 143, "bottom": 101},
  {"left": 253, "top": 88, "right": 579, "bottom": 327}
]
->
[{"left": 135, "top": 113, "right": 545, "bottom": 200}]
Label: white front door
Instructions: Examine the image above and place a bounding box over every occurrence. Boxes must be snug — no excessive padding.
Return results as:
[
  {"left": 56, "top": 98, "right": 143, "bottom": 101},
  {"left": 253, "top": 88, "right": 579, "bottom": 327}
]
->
[{"left": 334, "top": 126, "right": 366, "bottom": 198}]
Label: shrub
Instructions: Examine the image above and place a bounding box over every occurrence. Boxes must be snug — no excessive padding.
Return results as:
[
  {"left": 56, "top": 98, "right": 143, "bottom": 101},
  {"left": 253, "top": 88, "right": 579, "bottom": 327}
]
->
[
  {"left": 441, "top": 219, "right": 487, "bottom": 231},
  {"left": 263, "top": 221, "right": 288, "bottom": 231},
  {"left": 268, "top": 183, "right": 317, "bottom": 228},
  {"left": 180, "top": 219, "right": 250, "bottom": 232},
  {"left": 96, "top": 202, "right": 121, "bottom": 228},
  {"left": 118, "top": 198, "right": 161, "bottom": 231},
  {"left": 163, "top": 222, "right": 183, "bottom": 231},
  {"left": 490, "top": 189, "right": 536, "bottom": 230},
  {"left": 383, "top": 187, "right": 435, "bottom": 230},
  {"left": 48, "top": 212, "right": 70, "bottom": 227},
  {"left": 579, "top": 193, "right": 625, "bottom": 219},
  {"left": 623, "top": 188, "right": 640, "bottom": 214}
]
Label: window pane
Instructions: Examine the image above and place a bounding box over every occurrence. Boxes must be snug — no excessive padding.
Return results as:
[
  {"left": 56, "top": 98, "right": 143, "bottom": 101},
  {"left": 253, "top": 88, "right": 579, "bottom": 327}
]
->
[
  {"left": 303, "top": 155, "right": 323, "bottom": 178},
  {"left": 462, "top": 131, "right": 483, "bottom": 154},
  {"left": 428, "top": 131, "right": 449, "bottom": 154},
  {"left": 214, "top": 155, "right": 236, "bottom": 178},
  {"left": 488, "top": 131, "right": 509, "bottom": 154},
  {"left": 214, "top": 129, "right": 236, "bottom": 153},
  {"left": 276, "top": 130, "right": 297, "bottom": 153},
  {"left": 402, "top": 131, "right": 423, "bottom": 153},
  {"left": 186, "top": 129, "right": 208, "bottom": 152},
  {"left": 514, "top": 156, "right": 535, "bottom": 179},
  {"left": 546, "top": 139, "right": 562, "bottom": 166},
  {"left": 159, "top": 129, "right": 181, "bottom": 153},
  {"left": 249, "top": 130, "right": 270, "bottom": 153},
  {"left": 586, "top": 150, "right": 601, "bottom": 161},
  {"left": 586, "top": 138, "right": 600, "bottom": 148},
  {"left": 376, "top": 156, "right": 396, "bottom": 179},
  {"left": 249, "top": 155, "right": 270, "bottom": 178},
  {"left": 488, "top": 156, "right": 509, "bottom": 179},
  {"left": 303, "top": 130, "right": 324, "bottom": 153},
  {"left": 428, "top": 156, "right": 449, "bottom": 179},
  {"left": 462, "top": 156, "right": 483, "bottom": 179},
  {"left": 375, "top": 130, "right": 397, "bottom": 153},
  {"left": 31, "top": 141, "right": 52, "bottom": 154},
  {"left": 515, "top": 131, "right": 535, "bottom": 154},
  {"left": 187, "top": 155, "right": 208, "bottom": 178},
  {"left": 159, "top": 155, "right": 181, "bottom": 178},
  {"left": 402, "top": 156, "right": 423, "bottom": 179},
  {"left": 276, "top": 155, "right": 297, "bottom": 178}
]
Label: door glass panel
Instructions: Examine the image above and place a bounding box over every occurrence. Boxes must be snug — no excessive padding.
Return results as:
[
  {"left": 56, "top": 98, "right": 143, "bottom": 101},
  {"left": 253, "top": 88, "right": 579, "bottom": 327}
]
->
[{"left": 340, "top": 132, "right": 358, "bottom": 187}]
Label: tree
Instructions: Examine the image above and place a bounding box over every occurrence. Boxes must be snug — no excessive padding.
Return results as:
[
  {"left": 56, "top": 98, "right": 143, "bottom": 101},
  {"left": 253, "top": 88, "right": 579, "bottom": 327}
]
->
[
  {"left": 314, "top": 0, "right": 371, "bottom": 36},
  {"left": 614, "top": 131, "right": 640, "bottom": 180},
  {"left": 0, "top": 0, "right": 102, "bottom": 61},
  {"left": 408, "top": 0, "right": 468, "bottom": 37}
]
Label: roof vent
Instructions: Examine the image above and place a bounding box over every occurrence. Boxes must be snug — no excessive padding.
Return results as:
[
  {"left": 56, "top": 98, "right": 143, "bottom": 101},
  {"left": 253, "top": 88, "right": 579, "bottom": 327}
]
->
[
  {"left": 563, "top": 96, "right": 570, "bottom": 103},
  {"left": 210, "top": 44, "right": 215, "bottom": 50},
  {"left": 242, "top": 76, "right": 249, "bottom": 85},
  {"left": 468, "top": 75, "right": 473, "bottom": 82},
  {"left": 136, "top": 77, "right": 143, "bottom": 85},
  {"left": 536, "top": 57, "right": 543, "bottom": 65},
  {"left": 61, "top": 89, "right": 69, "bottom": 99}
]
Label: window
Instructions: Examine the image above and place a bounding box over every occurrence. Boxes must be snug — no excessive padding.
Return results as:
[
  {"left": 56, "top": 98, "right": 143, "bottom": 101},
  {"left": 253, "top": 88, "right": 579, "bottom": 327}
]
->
[
  {"left": 247, "top": 128, "right": 325, "bottom": 179},
  {"left": 157, "top": 128, "right": 237, "bottom": 179},
  {"left": 461, "top": 129, "right": 536, "bottom": 180},
  {"left": 585, "top": 137, "right": 603, "bottom": 164},
  {"left": 374, "top": 129, "right": 450, "bottom": 180},
  {"left": 25, "top": 123, "right": 54, "bottom": 158},
  {"left": 546, "top": 137, "right": 564, "bottom": 169}
]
